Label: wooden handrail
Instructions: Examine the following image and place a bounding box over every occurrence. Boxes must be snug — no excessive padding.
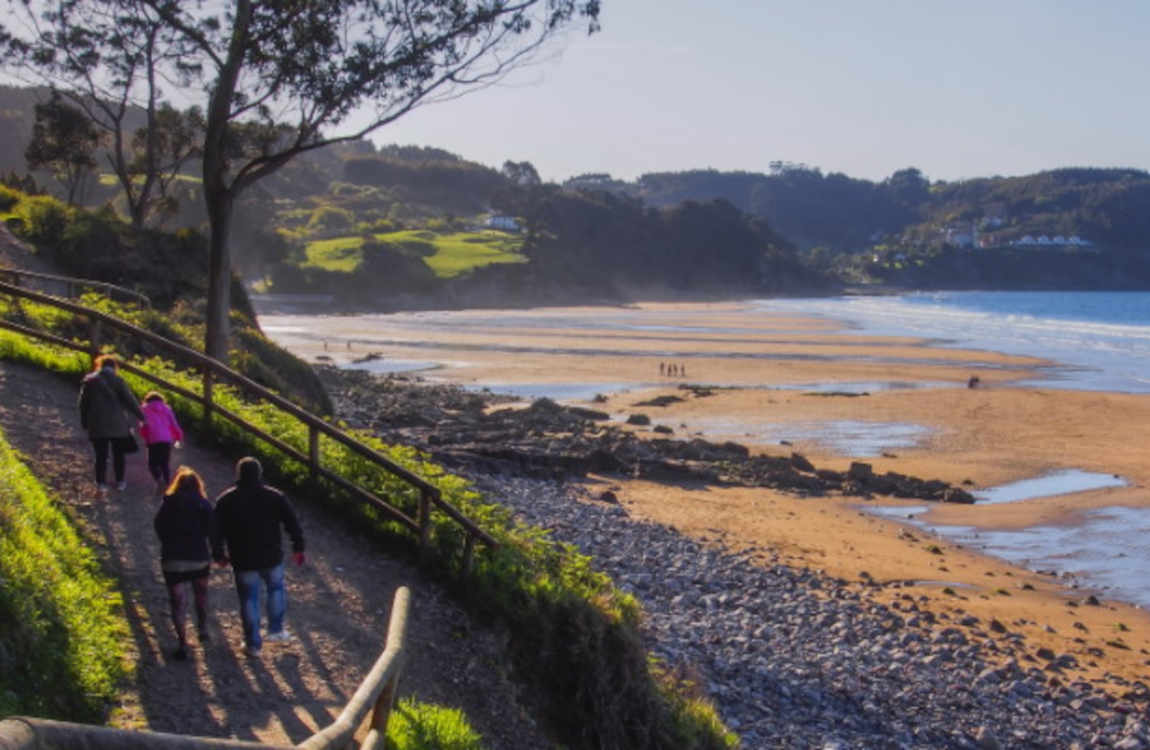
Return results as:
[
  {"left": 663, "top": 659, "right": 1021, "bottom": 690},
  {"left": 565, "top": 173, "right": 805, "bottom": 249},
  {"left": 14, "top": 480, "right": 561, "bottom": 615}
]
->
[
  {"left": 0, "top": 279, "right": 498, "bottom": 558},
  {"left": 0, "top": 266, "right": 151, "bottom": 308},
  {"left": 0, "top": 588, "right": 412, "bottom": 750}
]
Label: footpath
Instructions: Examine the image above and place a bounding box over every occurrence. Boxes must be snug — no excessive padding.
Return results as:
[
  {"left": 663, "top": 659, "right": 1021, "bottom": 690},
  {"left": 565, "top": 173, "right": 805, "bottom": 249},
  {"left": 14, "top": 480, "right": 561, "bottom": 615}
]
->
[{"left": 0, "top": 359, "right": 546, "bottom": 749}]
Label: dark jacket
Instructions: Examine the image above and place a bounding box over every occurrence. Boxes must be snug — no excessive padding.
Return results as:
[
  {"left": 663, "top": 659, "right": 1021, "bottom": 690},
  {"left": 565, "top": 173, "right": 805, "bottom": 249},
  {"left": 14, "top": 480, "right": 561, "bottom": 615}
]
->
[
  {"left": 78, "top": 368, "right": 145, "bottom": 439},
  {"left": 212, "top": 480, "right": 304, "bottom": 571},
  {"left": 154, "top": 486, "right": 215, "bottom": 564}
]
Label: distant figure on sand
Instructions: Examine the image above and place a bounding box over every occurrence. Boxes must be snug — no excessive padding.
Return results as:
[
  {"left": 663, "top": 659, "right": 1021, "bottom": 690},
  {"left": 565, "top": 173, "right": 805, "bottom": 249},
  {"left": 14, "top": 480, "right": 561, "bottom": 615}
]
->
[
  {"left": 154, "top": 466, "right": 215, "bottom": 661},
  {"left": 968, "top": 375, "right": 981, "bottom": 389},
  {"left": 659, "top": 361, "right": 665, "bottom": 376},
  {"left": 78, "top": 354, "right": 145, "bottom": 496},
  {"left": 140, "top": 391, "right": 184, "bottom": 495},
  {"left": 212, "top": 457, "right": 306, "bottom": 657}
]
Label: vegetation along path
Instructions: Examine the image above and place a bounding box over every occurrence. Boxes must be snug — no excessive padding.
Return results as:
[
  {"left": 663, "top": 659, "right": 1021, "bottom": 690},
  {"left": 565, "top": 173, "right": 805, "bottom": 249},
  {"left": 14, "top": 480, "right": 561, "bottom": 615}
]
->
[{"left": 0, "top": 359, "right": 546, "bottom": 748}]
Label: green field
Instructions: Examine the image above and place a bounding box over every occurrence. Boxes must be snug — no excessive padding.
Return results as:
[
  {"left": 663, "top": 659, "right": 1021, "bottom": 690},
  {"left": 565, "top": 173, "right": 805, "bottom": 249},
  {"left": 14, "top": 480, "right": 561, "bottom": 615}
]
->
[
  {"left": 97, "top": 173, "right": 202, "bottom": 186},
  {"left": 304, "top": 228, "right": 526, "bottom": 277}
]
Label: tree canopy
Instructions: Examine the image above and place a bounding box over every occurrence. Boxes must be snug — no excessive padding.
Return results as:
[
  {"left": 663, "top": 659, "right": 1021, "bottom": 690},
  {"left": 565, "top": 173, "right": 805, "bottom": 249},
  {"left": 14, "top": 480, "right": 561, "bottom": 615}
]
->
[{"left": 2, "top": 0, "right": 601, "bottom": 359}]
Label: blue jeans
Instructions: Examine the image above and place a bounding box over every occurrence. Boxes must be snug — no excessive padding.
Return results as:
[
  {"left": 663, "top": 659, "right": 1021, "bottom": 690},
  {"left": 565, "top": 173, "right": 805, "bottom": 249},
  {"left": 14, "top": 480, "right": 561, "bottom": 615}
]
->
[{"left": 233, "top": 564, "right": 285, "bottom": 650}]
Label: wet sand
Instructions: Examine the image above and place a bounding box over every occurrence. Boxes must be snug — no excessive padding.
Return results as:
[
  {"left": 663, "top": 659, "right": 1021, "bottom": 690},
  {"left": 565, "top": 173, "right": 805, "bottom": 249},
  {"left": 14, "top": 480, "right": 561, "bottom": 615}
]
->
[{"left": 260, "top": 300, "right": 1150, "bottom": 687}]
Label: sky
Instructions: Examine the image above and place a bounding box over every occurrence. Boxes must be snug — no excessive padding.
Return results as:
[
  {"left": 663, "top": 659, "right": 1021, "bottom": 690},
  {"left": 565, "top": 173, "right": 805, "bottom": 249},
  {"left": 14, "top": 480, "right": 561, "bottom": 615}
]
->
[{"left": 359, "top": 0, "right": 1150, "bottom": 185}]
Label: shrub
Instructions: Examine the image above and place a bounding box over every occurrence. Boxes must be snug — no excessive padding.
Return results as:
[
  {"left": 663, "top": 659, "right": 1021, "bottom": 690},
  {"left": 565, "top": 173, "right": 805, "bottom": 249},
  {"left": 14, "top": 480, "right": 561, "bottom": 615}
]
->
[
  {"left": 0, "top": 424, "right": 128, "bottom": 720},
  {"left": 386, "top": 699, "right": 487, "bottom": 750},
  {"left": 307, "top": 205, "right": 355, "bottom": 234},
  {"left": 0, "top": 184, "right": 20, "bottom": 212},
  {"left": 12, "top": 193, "right": 73, "bottom": 246}
]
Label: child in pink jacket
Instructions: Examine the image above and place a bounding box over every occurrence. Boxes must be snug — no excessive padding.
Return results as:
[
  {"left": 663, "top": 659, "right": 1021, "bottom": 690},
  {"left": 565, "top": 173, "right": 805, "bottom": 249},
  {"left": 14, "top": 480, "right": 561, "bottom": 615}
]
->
[{"left": 140, "top": 392, "right": 184, "bottom": 494}]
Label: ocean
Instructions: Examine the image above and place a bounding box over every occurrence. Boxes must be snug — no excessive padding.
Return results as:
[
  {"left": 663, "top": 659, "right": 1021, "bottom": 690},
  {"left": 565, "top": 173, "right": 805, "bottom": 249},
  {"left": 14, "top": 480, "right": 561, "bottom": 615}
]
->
[{"left": 755, "top": 290, "right": 1150, "bottom": 393}]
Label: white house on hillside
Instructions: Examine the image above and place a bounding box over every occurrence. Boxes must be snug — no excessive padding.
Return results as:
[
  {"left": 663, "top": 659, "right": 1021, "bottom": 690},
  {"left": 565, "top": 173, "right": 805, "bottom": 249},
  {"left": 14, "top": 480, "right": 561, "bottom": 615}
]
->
[{"left": 485, "top": 215, "right": 521, "bottom": 232}]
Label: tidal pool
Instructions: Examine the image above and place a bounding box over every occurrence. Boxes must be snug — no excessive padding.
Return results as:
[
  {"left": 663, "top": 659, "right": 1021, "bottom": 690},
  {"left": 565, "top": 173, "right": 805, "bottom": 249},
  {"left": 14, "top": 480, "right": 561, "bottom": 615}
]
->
[
  {"left": 862, "top": 472, "right": 1149, "bottom": 608},
  {"left": 342, "top": 358, "right": 441, "bottom": 375},
  {"left": 681, "top": 418, "right": 930, "bottom": 457},
  {"left": 973, "top": 469, "right": 1127, "bottom": 504},
  {"left": 463, "top": 382, "right": 637, "bottom": 402}
]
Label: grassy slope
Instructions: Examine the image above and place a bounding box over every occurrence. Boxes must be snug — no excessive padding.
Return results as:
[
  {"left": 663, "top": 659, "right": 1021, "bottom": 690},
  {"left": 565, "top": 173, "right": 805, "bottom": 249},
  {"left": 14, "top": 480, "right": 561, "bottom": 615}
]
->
[
  {"left": 305, "top": 229, "right": 526, "bottom": 278},
  {"left": 0, "top": 422, "right": 129, "bottom": 721}
]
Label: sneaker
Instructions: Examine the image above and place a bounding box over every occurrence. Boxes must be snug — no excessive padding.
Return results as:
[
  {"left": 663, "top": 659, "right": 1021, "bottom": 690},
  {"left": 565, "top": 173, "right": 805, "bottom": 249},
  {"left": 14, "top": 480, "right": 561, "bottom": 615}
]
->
[
  {"left": 264, "top": 629, "right": 292, "bottom": 643},
  {"left": 116, "top": 480, "right": 127, "bottom": 491},
  {"left": 244, "top": 645, "right": 262, "bottom": 658},
  {"left": 96, "top": 483, "right": 109, "bottom": 498}
]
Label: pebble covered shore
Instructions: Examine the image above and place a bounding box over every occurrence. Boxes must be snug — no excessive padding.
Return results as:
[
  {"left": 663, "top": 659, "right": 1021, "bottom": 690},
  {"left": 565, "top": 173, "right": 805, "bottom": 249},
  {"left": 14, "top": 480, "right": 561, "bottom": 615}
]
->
[{"left": 473, "top": 474, "right": 1150, "bottom": 749}]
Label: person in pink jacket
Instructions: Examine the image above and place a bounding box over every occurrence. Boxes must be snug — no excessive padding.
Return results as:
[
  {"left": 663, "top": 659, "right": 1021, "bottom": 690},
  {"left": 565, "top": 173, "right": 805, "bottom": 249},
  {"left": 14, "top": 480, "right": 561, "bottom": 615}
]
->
[{"left": 140, "top": 391, "right": 184, "bottom": 494}]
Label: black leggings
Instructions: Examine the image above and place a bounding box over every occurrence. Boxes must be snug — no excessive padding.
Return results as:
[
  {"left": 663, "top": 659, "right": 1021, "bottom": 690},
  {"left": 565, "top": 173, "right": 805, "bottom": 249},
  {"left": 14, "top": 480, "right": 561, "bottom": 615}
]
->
[
  {"left": 147, "top": 442, "right": 173, "bottom": 485},
  {"left": 91, "top": 437, "right": 127, "bottom": 485}
]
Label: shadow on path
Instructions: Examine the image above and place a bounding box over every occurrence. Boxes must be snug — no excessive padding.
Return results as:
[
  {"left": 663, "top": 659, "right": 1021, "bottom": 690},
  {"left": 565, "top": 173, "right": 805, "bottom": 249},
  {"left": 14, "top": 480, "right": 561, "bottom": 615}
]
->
[{"left": 0, "top": 359, "right": 547, "bottom": 749}]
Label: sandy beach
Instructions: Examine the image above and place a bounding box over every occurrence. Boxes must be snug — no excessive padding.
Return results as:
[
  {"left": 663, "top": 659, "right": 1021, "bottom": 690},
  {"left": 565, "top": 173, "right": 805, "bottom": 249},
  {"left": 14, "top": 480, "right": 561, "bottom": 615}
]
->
[{"left": 259, "top": 299, "right": 1150, "bottom": 690}]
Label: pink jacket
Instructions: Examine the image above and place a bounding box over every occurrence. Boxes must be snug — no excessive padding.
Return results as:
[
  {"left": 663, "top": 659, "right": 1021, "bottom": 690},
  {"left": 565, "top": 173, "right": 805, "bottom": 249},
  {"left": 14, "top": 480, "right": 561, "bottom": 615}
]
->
[{"left": 140, "top": 400, "right": 184, "bottom": 445}]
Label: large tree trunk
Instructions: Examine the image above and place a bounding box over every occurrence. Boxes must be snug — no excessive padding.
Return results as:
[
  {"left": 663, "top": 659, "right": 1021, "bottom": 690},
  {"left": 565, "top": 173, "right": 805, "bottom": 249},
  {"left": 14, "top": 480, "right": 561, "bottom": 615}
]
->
[
  {"left": 204, "top": 187, "right": 233, "bottom": 362},
  {"left": 201, "top": 0, "right": 252, "bottom": 363}
]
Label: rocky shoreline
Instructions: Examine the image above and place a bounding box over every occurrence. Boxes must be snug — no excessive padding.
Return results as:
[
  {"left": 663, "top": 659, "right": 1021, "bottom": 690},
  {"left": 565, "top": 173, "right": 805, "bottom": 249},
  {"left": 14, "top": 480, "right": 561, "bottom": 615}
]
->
[
  {"left": 323, "top": 368, "right": 1150, "bottom": 749},
  {"left": 319, "top": 368, "right": 977, "bottom": 505}
]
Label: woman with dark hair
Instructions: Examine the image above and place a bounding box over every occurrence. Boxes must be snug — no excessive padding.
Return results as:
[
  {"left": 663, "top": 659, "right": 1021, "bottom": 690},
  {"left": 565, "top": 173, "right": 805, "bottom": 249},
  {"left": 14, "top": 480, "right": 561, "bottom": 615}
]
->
[
  {"left": 77, "top": 354, "right": 145, "bottom": 495},
  {"left": 154, "top": 466, "right": 215, "bottom": 661}
]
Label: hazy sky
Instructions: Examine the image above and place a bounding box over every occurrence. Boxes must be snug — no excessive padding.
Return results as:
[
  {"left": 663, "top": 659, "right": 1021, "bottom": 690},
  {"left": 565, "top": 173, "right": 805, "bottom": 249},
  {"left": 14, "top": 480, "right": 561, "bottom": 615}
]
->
[{"left": 363, "top": 0, "right": 1150, "bottom": 184}]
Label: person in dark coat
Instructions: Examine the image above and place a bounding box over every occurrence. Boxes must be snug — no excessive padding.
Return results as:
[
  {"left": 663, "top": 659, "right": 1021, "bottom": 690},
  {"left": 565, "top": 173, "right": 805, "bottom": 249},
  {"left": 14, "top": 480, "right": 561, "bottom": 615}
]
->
[
  {"left": 78, "top": 354, "right": 145, "bottom": 495},
  {"left": 212, "top": 457, "right": 306, "bottom": 656},
  {"left": 154, "top": 466, "right": 215, "bottom": 661}
]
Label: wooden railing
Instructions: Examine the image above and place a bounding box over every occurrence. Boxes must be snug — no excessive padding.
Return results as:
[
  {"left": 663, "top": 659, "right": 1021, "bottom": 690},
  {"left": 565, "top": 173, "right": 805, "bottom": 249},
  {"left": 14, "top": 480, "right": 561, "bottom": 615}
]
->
[
  {"left": 0, "top": 587, "right": 411, "bottom": 750},
  {"left": 0, "top": 266, "right": 152, "bottom": 308},
  {"left": 0, "top": 279, "right": 496, "bottom": 572}
]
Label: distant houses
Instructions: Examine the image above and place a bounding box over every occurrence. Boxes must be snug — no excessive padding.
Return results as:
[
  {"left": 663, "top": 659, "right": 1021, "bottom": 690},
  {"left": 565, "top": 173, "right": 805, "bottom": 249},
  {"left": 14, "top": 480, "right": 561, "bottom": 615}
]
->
[{"left": 1009, "top": 234, "right": 1093, "bottom": 248}]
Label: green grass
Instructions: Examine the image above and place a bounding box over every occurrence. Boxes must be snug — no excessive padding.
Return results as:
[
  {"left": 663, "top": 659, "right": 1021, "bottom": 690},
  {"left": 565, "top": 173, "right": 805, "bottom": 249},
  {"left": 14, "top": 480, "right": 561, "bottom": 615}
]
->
[
  {"left": 0, "top": 422, "right": 129, "bottom": 720},
  {"left": 304, "top": 235, "right": 366, "bottom": 271},
  {"left": 0, "top": 320, "right": 736, "bottom": 749},
  {"left": 303, "top": 229, "right": 526, "bottom": 278}
]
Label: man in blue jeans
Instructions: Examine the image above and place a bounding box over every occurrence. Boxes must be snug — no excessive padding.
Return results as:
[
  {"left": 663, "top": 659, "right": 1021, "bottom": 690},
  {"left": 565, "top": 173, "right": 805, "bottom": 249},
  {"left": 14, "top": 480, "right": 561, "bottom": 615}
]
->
[{"left": 212, "top": 457, "right": 306, "bottom": 656}]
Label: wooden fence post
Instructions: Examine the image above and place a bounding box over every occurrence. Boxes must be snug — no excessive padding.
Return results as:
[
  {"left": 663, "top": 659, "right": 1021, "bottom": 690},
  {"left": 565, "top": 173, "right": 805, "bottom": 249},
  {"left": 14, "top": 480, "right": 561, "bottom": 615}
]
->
[
  {"left": 418, "top": 490, "right": 431, "bottom": 563},
  {"left": 202, "top": 369, "right": 214, "bottom": 429},
  {"left": 308, "top": 425, "right": 320, "bottom": 477},
  {"left": 462, "top": 534, "right": 476, "bottom": 577},
  {"left": 89, "top": 318, "right": 102, "bottom": 357}
]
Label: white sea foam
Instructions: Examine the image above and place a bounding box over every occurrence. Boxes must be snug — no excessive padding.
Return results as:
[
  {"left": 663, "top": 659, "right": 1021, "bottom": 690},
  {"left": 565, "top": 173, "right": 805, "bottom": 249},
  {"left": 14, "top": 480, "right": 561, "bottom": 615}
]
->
[{"left": 755, "top": 292, "right": 1150, "bottom": 392}]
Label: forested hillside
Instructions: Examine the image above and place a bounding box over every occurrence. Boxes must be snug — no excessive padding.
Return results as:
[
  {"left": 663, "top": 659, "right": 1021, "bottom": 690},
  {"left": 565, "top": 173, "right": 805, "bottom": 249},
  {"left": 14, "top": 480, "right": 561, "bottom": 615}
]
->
[{"left": 6, "top": 83, "right": 1150, "bottom": 296}]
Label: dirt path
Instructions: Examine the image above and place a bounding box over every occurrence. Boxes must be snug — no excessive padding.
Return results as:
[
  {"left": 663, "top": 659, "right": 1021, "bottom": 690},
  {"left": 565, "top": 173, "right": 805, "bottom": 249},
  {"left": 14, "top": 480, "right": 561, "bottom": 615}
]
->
[{"left": 0, "top": 360, "right": 546, "bottom": 749}]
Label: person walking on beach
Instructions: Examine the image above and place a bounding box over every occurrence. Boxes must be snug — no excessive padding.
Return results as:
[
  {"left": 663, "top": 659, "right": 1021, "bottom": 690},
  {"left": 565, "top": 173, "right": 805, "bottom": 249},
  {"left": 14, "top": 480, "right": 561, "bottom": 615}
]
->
[
  {"left": 78, "top": 354, "right": 145, "bottom": 495},
  {"left": 212, "top": 457, "right": 306, "bottom": 656},
  {"left": 154, "top": 466, "right": 215, "bottom": 661},
  {"left": 140, "top": 391, "right": 184, "bottom": 496}
]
